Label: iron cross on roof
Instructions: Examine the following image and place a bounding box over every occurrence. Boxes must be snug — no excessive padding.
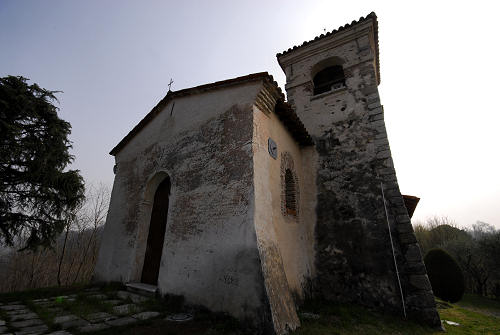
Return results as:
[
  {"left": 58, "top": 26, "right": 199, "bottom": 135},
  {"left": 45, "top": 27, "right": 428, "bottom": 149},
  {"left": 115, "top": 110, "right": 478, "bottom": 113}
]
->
[{"left": 168, "top": 78, "right": 174, "bottom": 91}]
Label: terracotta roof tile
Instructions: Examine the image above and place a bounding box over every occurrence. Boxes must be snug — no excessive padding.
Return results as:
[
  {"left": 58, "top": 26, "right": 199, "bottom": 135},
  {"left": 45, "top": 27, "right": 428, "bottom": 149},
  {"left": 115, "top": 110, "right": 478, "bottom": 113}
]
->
[{"left": 274, "top": 100, "right": 314, "bottom": 146}]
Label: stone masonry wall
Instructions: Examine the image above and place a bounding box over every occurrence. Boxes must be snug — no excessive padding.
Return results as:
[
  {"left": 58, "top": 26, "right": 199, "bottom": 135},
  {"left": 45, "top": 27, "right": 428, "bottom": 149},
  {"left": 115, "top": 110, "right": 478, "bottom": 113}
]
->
[
  {"left": 309, "top": 67, "right": 404, "bottom": 312},
  {"left": 367, "top": 98, "right": 440, "bottom": 325},
  {"left": 278, "top": 20, "right": 440, "bottom": 327}
]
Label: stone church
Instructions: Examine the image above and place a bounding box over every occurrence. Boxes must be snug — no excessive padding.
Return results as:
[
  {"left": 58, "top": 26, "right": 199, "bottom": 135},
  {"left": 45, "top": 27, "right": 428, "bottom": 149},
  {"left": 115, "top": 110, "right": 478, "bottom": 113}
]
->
[{"left": 94, "top": 13, "right": 440, "bottom": 334}]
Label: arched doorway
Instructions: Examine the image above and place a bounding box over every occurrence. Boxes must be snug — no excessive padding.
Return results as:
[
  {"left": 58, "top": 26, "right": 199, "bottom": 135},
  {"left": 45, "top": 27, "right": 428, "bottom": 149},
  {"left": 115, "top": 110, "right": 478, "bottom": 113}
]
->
[{"left": 141, "top": 177, "right": 171, "bottom": 285}]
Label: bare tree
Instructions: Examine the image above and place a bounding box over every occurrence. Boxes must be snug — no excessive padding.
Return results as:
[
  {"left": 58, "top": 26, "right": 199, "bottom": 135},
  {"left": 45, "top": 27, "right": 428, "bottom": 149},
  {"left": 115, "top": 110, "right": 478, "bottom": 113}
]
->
[
  {"left": 57, "top": 211, "right": 79, "bottom": 287},
  {"left": 72, "top": 183, "right": 110, "bottom": 284},
  {"left": 413, "top": 216, "right": 466, "bottom": 255},
  {"left": 445, "top": 238, "right": 490, "bottom": 295},
  {"left": 0, "top": 182, "right": 110, "bottom": 293}
]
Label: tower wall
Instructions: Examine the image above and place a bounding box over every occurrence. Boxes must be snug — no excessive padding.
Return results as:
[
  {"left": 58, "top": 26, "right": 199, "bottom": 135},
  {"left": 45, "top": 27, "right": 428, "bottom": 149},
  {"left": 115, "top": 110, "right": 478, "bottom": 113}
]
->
[{"left": 278, "top": 15, "right": 441, "bottom": 326}]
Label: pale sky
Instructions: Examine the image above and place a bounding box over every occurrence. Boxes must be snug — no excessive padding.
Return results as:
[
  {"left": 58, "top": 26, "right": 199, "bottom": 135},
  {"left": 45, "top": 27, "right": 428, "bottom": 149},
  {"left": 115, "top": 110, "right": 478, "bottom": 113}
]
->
[{"left": 1, "top": 0, "right": 499, "bottom": 228}]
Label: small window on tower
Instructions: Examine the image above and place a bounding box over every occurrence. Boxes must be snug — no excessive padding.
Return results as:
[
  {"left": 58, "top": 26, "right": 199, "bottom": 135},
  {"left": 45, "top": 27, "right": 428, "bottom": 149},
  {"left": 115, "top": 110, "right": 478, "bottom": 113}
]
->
[
  {"left": 285, "top": 169, "right": 297, "bottom": 216},
  {"left": 313, "top": 65, "right": 345, "bottom": 95}
]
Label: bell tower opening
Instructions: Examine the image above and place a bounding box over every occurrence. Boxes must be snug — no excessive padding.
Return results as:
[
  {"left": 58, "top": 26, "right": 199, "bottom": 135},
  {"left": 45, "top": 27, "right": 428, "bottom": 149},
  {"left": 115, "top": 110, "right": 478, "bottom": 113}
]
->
[{"left": 313, "top": 65, "right": 345, "bottom": 95}]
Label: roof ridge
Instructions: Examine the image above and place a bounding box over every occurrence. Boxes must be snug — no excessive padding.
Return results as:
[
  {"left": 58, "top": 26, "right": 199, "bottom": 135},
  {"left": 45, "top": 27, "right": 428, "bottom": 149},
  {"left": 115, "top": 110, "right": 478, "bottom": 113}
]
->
[
  {"left": 172, "top": 72, "right": 271, "bottom": 96},
  {"left": 276, "top": 12, "right": 380, "bottom": 85},
  {"left": 110, "top": 72, "right": 285, "bottom": 156},
  {"left": 276, "top": 12, "right": 377, "bottom": 57}
]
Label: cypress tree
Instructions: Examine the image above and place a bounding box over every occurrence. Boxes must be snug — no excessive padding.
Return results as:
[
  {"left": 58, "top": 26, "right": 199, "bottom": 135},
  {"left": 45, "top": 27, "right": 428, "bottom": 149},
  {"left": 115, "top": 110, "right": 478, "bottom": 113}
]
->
[{"left": 424, "top": 248, "right": 465, "bottom": 303}]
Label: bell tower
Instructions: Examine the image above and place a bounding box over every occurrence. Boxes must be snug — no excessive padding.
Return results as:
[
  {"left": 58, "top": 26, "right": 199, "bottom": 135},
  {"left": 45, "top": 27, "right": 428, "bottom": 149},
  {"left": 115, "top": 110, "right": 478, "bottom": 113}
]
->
[{"left": 277, "top": 13, "right": 441, "bottom": 327}]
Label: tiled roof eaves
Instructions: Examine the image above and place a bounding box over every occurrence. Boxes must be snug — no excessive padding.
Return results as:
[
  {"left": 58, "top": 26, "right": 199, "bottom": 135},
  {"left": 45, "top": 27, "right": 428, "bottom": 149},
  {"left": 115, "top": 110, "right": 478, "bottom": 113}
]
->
[
  {"left": 274, "top": 100, "right": 314, "bottom": 146},
  {"left": 277, "top": 12, "right": 380, "bottom": 84}
]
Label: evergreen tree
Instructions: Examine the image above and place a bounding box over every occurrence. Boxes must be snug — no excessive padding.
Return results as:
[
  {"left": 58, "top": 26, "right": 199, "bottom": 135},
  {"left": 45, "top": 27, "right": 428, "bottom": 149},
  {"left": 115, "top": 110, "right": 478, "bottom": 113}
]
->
[{"left": 0, "top": 76, "right": 85, "bottom": 249}]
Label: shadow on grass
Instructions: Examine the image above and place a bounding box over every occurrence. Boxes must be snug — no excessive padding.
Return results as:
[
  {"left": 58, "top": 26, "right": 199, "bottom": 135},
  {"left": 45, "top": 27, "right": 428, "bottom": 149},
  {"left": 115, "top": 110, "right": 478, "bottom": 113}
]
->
[
  {"left": 457, "top": 294, "right": 500, "bottom": 313},
  {"left": 0, "top": 282, "right": 126, "bottom": 304},
  {"left": 293, "top": 299, "right": 435, "bottom": 335}
]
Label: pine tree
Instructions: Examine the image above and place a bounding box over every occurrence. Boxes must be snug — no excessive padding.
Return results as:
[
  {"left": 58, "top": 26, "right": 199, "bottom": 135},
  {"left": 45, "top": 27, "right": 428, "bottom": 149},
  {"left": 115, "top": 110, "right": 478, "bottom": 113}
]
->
[{"left": 0, "top": 76, "right": 85, "bottom": 249}]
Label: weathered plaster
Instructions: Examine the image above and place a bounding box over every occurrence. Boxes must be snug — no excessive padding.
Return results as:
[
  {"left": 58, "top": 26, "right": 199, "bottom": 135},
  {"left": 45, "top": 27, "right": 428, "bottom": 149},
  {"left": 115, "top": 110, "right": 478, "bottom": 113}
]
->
[
  {"left": 278, "top": 17, "right": 440, "bottom": 327},
  {"left": 95, "top": 82, "right": 274, "bottom": 330},
  {"left": 252, "top": 91, "right": 317, "bottom": 333},
  {"left": 252, "top": 103, "right": 316, "bottom": 300},
  {"left": 96, "top": 14, "right": 440, "bottom": 334}
]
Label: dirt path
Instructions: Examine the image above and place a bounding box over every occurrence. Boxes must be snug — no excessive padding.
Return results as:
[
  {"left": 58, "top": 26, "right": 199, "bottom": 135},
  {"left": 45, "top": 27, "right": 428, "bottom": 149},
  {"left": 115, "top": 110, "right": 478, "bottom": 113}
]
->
[{"left": 460, "top": 305, "right": 500, "bottom": 318}]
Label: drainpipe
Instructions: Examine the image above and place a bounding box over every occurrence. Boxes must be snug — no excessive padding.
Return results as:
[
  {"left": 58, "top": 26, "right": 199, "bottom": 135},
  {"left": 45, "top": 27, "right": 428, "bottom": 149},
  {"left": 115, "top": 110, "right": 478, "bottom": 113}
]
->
[{"left": 379, "top": 176, "right": 407, "bottom": 319}]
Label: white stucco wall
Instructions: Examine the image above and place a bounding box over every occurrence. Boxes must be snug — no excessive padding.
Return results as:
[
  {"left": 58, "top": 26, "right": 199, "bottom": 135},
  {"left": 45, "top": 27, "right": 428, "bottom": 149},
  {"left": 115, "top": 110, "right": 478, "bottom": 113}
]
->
[
  {"left": 251, "top": 94, "right": 317, "bottom": 333},
  {"left": 252, "top": 106, "right": 316, "bottom": 298},
  {"left": 94, "top": 80, "right": 272, "bottom": 323}
]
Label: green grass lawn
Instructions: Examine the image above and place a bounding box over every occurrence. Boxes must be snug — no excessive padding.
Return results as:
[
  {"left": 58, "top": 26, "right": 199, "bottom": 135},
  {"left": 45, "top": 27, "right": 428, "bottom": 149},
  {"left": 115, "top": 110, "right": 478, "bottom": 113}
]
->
[
  {"left": 294, "top": 295, "right": 500, "bottom": 335},
  {"left": 293, "top": 302, "right": 431, "bottom": 335},
  {"left": 437, "top": 294, "right": 500, "bottom": 335},
  {"left": 457, "top": 294, "right": 500, "bottom": 317},
  {"left": 1, "top": 285, "right": 499, "bottom": 334}
]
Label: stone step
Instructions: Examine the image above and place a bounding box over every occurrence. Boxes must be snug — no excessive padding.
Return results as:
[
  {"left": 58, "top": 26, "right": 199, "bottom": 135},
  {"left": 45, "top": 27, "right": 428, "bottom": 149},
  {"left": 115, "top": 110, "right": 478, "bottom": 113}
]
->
[{"left": 125, "top": 283, "right": 157, "bottom": 297}]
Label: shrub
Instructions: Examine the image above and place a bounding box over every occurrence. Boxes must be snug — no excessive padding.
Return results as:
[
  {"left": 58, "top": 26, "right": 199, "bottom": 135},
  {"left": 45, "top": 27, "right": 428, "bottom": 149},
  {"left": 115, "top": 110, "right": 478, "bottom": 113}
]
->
[{"left": 424, "top": 248, "right": 465, "bottom": 303}]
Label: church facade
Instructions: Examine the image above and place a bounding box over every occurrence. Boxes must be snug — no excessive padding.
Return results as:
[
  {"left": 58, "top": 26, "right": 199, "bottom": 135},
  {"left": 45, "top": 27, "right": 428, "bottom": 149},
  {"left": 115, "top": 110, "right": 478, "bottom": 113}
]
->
[{"left": 94, "top": 13, "right": 440, "bottom": 334}]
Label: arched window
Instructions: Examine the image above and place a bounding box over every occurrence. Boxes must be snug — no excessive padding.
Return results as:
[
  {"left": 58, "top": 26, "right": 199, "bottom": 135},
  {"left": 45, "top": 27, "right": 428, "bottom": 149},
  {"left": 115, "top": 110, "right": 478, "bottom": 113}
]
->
[
  {"left": 313, "top": 65, "right": 345, "bottom": 95},
  {"left": 285, "top": 169, "right": 297, "bottom": 216},
  {"left": 281, "top": 152, "right": 299, "bottom": 219}
]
